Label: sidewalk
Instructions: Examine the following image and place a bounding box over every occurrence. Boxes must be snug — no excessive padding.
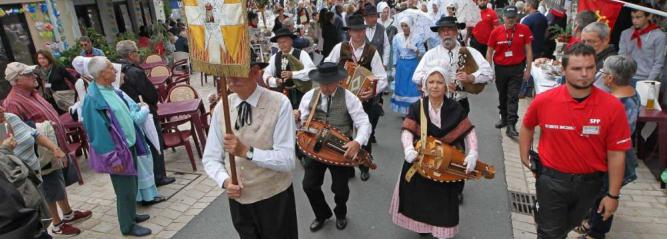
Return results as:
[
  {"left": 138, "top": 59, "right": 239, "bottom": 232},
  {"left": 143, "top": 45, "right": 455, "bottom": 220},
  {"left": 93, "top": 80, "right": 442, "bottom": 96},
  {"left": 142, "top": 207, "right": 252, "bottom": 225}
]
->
[
  {"left": 505, "top": 99, "right": 667, "bottom": 239},
  {"left": 63, "top": 74, "right": 224, "bottom": 238}
]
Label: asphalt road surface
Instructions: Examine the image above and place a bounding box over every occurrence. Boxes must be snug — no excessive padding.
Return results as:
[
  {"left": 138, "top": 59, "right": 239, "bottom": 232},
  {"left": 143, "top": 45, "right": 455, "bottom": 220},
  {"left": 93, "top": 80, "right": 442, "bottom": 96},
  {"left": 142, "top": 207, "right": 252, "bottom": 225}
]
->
[{"left": 175, "top": 87, "right": 512, "bottom": 239}]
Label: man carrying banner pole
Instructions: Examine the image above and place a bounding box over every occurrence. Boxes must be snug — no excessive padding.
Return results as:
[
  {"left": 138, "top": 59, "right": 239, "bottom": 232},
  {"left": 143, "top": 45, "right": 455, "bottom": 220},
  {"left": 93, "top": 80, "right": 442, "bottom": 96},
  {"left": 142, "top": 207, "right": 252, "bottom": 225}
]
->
[{"left": 184, "top": 1, "right": 299, "bottom": 238}]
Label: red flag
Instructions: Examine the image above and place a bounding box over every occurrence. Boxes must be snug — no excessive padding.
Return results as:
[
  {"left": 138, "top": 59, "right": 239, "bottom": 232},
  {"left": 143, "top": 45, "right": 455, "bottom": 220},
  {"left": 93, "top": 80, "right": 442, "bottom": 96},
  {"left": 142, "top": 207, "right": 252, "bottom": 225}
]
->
[{"left": 578, "top": 0, "right": 623, "bottom": 31}]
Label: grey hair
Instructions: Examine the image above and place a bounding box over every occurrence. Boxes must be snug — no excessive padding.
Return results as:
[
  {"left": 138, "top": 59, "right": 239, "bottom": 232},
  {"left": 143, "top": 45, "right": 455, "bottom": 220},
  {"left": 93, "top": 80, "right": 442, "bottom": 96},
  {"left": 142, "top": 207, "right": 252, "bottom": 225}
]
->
[
  {"left": 87, "top": 56, "right": 111, "bottom": 80},
  {"left": 603, "top": 55, "right": 637, "bottom": 86},
  {"left": 116, "top": 40, "right": 139, "bottom": 59},
  {"left": 582, "top": 22, "right": 610, "bottom": 40}
]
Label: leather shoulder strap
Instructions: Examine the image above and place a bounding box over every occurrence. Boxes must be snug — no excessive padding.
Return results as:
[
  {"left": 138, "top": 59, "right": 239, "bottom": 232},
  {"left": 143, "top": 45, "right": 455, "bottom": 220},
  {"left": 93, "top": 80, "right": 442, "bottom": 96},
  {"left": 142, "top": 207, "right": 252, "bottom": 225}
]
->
[{"left": 305, "top": 89, "right": 321, "bottom": 128}]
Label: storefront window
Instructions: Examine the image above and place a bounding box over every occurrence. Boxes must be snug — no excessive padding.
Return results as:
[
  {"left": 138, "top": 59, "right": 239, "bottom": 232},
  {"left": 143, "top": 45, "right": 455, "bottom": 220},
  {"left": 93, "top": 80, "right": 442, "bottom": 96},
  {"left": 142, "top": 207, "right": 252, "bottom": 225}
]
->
[
  {"left": 75, "top": 4, "right": 105, "bottom": 35},
  {"left": 0, "top": 11, "right": 36, "bottom": 65}
]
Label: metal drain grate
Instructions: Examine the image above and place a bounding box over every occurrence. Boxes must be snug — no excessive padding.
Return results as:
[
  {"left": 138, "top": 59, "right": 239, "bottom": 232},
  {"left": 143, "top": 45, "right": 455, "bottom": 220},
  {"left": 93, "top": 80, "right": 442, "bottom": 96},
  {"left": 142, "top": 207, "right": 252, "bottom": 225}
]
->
[{"left": 509, "top": 191, "right": 537, "bottom": 215}]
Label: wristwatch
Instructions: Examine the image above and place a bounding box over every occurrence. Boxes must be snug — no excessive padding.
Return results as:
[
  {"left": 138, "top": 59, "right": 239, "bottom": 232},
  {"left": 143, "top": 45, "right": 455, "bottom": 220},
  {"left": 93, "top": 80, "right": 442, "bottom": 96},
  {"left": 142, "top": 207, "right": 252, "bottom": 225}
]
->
[
  {"left": 245, "top": 147, "right": 254, "bottom": 160},
  {"left": 606, "top": 192, "right": 620, "bottom": 200}
]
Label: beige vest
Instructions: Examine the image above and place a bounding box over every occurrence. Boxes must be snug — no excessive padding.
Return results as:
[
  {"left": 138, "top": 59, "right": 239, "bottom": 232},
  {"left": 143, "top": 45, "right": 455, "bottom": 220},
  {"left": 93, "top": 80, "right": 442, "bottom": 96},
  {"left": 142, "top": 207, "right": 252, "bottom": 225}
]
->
[{"left": 220, "top": 88, "right": 293, "bottom": 204}]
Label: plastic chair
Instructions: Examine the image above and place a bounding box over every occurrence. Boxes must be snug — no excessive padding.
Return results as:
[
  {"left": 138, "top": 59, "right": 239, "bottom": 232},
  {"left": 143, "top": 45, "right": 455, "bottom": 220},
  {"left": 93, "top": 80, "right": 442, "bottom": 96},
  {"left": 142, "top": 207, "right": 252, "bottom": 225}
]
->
[
  {"left": 172, "top": 52, "right": 190, "bottom": 76},
  {"left": 160, "top": 117, "right": 200, "bottom": 171},
  {"left": 149, "top": 65, "right": 171, "bottom": 78},
  {"left": 167, "top": 85, "right": 199, "bottom": 102},
  {"left": 145, "top": 54, "right": 164, "bottom": 64}
]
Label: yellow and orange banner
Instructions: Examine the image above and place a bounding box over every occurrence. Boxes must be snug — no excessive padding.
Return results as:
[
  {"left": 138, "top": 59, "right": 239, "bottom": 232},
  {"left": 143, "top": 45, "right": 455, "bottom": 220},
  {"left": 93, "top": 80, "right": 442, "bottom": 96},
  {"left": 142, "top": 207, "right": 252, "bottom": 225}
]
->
[{"left": 183, "top": 0, "right": 249, "bottom": 77}]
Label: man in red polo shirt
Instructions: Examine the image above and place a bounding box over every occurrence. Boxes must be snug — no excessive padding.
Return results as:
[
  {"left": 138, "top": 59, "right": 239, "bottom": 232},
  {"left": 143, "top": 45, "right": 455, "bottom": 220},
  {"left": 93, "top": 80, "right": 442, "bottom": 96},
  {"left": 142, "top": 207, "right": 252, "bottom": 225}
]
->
[
  {"left": 486, "top": 6, "right": 533, "bottom": 138},
  {"left": 470, "top": 0, "right": 499, "bottom": 56},
  {"left": 519, "top": 44, "right": 630, "bottom": 239}
]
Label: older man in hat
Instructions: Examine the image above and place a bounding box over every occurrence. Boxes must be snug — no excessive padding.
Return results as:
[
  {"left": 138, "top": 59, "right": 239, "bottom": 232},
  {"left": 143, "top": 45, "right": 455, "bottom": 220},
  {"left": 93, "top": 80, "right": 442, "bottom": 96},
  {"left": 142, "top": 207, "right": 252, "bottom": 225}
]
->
[
  {"left": 202, "top": 54, "right": 299, "bottom": 238},
  {"left": 295, "top": 62, "right": 372, "bottom": 232},
  {"left": 324, "top": 13, "right": 387, "bottom": 181},
  {"left": 3, "top": 62, "right": 92, "bottom": 237},
  {"left": 363, "top": 4, "right": 390, "bottom": 67},
  {"left": 486, "top": 6, "right": 533, "bottom": 138},
  {"left": 263, "top": 28, "right": 317, "bottom": 109},
  {"left": 412, "top": 15, "right": 493, "bottom": 203}
]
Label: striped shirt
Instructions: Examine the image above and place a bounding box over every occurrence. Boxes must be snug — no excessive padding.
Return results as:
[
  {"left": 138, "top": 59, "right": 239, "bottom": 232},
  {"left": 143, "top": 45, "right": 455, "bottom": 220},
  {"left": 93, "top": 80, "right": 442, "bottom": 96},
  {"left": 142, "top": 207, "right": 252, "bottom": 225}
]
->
[
  {"left": 2, "top": 87, "right": 69, "bottom": 153},
  {"left": 4, "top": 113, "right": 40, "bottom": 171}
]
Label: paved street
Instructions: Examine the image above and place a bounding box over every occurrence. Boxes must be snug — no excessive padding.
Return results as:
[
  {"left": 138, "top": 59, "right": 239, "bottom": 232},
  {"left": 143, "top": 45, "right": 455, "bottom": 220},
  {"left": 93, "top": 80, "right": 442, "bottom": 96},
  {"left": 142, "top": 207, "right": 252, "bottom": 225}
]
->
[
  {"left": 60, "top": 74, "right": 667, "bottom": 239},
  {"left": 174, "top": 86, "right": 514, "bottom": 239}
]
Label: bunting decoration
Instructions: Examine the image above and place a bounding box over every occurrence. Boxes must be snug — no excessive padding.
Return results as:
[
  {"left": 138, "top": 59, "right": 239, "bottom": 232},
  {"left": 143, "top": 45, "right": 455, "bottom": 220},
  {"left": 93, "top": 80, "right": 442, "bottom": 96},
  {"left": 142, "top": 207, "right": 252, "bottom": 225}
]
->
[{"left": 183, "top": 0, "right": 250, "bottom": 78}]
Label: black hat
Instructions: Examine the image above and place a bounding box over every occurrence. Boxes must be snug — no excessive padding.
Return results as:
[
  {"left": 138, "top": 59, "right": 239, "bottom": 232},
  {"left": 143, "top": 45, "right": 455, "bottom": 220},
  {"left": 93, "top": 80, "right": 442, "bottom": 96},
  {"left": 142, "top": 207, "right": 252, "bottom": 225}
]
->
[
  {"left": 430, "top": 16, "right": 466, "bottom": 32},
  {"left": 270, "top": 28, "right": 297, "bottom": 42},
  {"left": 250, "top": 48, "right": 268, "bottom": 69},
  {"left": 308, "top": 62, "right": 348, "bottom": 83},
  {"left": 363, "top": 4, "right": 378, "bottom": 16},
  {"left": 343, "top": 14, "right": 367, "bottom": 30},
  {"left": 504, "top": 6, "right": 519, "bottom": 18}
]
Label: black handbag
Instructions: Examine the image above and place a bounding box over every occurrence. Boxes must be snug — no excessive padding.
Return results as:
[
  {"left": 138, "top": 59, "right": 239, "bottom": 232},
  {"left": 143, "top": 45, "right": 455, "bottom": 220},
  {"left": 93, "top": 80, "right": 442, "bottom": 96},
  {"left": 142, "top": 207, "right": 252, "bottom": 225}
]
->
[{"left": 61, "top": 156, "right": 81, "bottom": 186}]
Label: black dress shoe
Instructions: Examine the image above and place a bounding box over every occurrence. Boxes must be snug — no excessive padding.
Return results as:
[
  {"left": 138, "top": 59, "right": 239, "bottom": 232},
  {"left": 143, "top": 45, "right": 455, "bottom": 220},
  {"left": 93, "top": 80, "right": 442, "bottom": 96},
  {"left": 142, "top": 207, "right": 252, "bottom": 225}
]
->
[
  {"left": 309, "top": 218, "right": 328, "bottom": 232},
  {"left": 419, "top": 233, "right": 432, "bottom": 237},
  {"left": 123, "top": 225, "right": 152, "bottom": 237},
  {"left": 141, "top": 196, "right": 167, "bottom": 206},
  {"left": 370, "top": 136, "right": 377, "bottom": 144},
  {"left": 360, "top": 171, "right": 370, "bottom": 181},
  {"left": 156, "top": 177, "right": 176, "bottom": 187},
  {"left": 494, "top": 119, "right": 507, "bottom": 129},
  {"left": 335, "top": 217, "right": 347, "bottom": 230},
  {"left": 135, "top": 214, "right": 150, "bottom": 223},
  {"left": 506, "top": 125, "right": 519, "bottom": 138},
  {"left": 349, "top": 169, "right": 355, "bottom": 178}
]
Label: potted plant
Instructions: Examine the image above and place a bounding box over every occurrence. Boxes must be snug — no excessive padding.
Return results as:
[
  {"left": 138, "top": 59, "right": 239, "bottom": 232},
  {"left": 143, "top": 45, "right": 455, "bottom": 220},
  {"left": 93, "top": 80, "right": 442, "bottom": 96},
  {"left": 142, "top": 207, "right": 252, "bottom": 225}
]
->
[{"left": 547, "top": 25, "right": 573, "bottom": 43}]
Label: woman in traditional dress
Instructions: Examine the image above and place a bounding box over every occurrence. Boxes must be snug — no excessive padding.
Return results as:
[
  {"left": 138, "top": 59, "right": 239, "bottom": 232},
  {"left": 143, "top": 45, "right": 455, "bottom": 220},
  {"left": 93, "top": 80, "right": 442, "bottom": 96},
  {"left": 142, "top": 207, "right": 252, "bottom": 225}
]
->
[
  {"left": 378, "top": 2, "right": 398, "bottom": 90},
  {"left": 390, "top": 68, "right": 479, "bottom": 239},
  {"left": 391, "top": 17, "right": 425, "bottom": 115}
]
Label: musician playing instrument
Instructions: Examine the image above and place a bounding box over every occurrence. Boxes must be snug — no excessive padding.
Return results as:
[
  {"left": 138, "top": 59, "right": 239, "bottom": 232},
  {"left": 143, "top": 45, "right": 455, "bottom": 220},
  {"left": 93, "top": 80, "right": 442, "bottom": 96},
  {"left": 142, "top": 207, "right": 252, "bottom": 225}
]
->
[
  {"left": 324, "top": 13, "right": 387, "bottom": 181},
  {"left": 294, "top": 62, "right": 372, "bottom": 232},
  {"left": 390, "top": 68, "right": 479, "bottom": 239},
  {"left": 412, "top": 16, "right": 493, "bottom": 113},
  {"left": 201, "top": 61, "right": 298, "bottom": 238},
  {"left": 263, "top": 28, "right": 317, "bottom": 109},
  {"left": 411, "top": 16, "right": 492, "bottom": 203}
]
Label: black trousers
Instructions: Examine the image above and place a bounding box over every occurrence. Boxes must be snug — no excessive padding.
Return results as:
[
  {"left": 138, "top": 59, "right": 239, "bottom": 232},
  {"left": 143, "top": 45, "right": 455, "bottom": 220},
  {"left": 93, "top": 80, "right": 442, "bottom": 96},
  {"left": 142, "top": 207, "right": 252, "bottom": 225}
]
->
[
  {"left": 150, "top": 114, "right": 168, "bottom": 182},
  {"left": 494, "top": 64, "right": 525, "bottom": 125},
  {"left": 536, "top": 168, "right": 603, "bottom": 239},
  {"left": 359, "top": 96, "right": 383, "bottom": 173},
  {"left": 469, "top": 37, "right": 488, "bottom": 57},
  {"left": 302, "top": 158, "right": 353, "bottom": 220},
  {"left": 229, "top": 186, "right": 298, "bottom": 239},
  {"left": 587, "top": 187, "right": 614, "bottom": 238},
  {"left": 287, "top": 88, "right": 306, "bottom": 110}
]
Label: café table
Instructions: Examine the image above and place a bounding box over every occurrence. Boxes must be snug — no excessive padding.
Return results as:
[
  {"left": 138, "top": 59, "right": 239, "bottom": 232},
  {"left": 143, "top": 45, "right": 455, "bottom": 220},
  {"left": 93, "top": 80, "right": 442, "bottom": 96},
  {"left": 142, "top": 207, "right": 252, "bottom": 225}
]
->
[
  {"left": 637, "top": 107, "right": 667, "bottom": 188},
  {"left": 531, "top": 62, "right": 561, "bottom": 95},
  {"left": 157, "top": 98, "right": 207, "bottom": 153}
]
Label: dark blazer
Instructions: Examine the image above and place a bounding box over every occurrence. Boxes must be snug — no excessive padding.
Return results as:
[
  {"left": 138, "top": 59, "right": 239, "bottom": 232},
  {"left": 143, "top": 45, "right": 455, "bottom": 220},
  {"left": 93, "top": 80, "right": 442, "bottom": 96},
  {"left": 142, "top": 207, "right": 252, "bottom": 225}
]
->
[{"left": 117, "top": 59, "right": 160, "bottom": 115}]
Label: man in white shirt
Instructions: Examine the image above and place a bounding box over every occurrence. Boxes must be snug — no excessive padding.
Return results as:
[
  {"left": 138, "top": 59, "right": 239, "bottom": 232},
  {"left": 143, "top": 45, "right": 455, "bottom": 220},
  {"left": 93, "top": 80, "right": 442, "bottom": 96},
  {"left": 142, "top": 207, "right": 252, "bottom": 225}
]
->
[
  {"left": 413, "top": 16, "right": 493, "bottom": 113},
  {"left": 295, "top": 62, "right": 372, "bottom": 232},
  {"left": 324, "top": 13, "right": 387, "bottom": 181},
  {"left": 412, "top": 16, "right": 493, "bottom": 203},
  {"left": 202, "top": 63, "right": 298, "bottom": 238},
  {"left": 263, "top": 28, "right": 317, "bottom": 109},
  {"left": 363, "top": 4, "right": 390, "bottom": 67}
]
